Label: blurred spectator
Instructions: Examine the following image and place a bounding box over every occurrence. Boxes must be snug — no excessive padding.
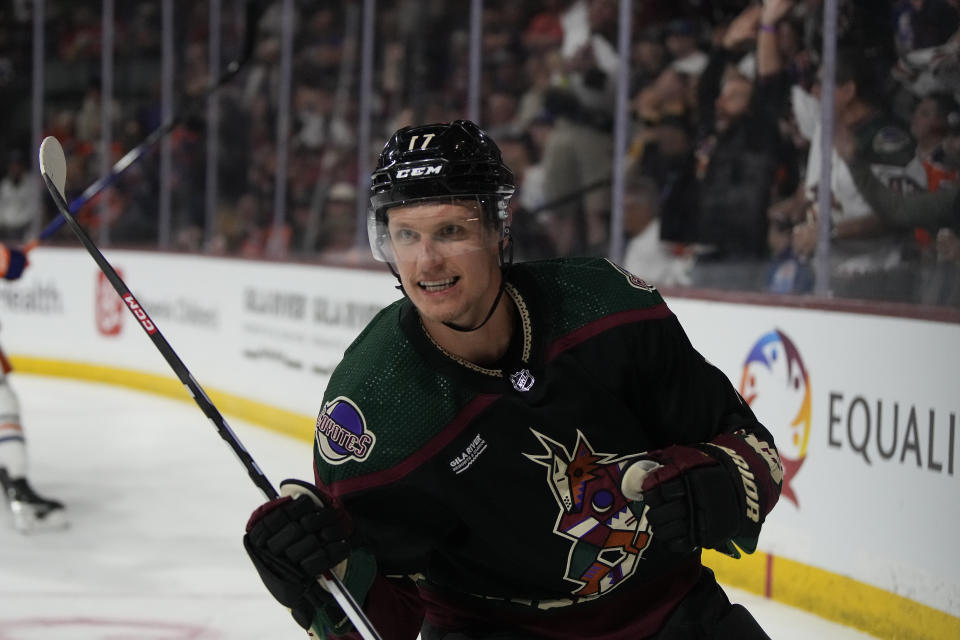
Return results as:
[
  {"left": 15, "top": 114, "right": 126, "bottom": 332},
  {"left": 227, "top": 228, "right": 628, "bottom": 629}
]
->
[
  {"left": 169, "top": 126, "right": 208, "bottom": 251},
  {"left": 75, "top": 79, "right": 121, "bottom": 144},
  {"left": 263, "top": 222, "right": 292, "bottom": 259},
  {"left": 538, "top": 87, "right": 613, "bottom": 256},
  {"left": 501, "top": 130, "right": 546, "bottom": 215},
  {"left": 484, "top": 90, "right": 519, "bottom": 138},
  {"left": 837, "top": 124, "right": 960, "bottom": 304},
  {"left": 894, "top": 0, "right": 960, "bottom": 55},
  {"left": 485, "top": 4, "right": 528, "bottom": 97},
  {"left": 772, "top": 10, "right": 815, "bottom": 88},
  {"left": 685, "top": 0, "right": 795, "bottom": 290},
  {"left": 798, "top": 0, "right": 898, "bottom": 72},
  {"left": 892, "top": 21, "right": 960, "bottom": 101},
  {"left": 316, "top": 181, "right": 359, "bottom": 256},
  {"left": 906, "top": 92, "right": 960, "bottom": 190},
  {"left": 622, "top": 171, "right": 694, "bottom": 287},
  {"left": 297, "top": 6, "right": 344, "bottom": 78},
  {"left": 631, "top": 27, "right": 668, "bottom": 94},
  {"left": 125, "top": 2, "right": 161, "bottom": 57},
  {"left": 242, "top": 32, "right": 286, "bottom": 112},
  {"left": 633, "top": 115, "right": 700, "bottom": 247},
  {"left": 498, "top": 130, "right": 551, "bottom": 260},
  {"left": 513, "top": 51, "right": 558, "bottom": 130},
  {"left": 765, "top": 194, "right": 816, "bottom": 294},
  {"left": 928, "top": 226, "right": 960, "bottom": 305},
  {"left": 522, "top": 0, "right": 565, "bottom": 53},
  {"left": 664, "top": 18, "right": 708, "bottom": 76},
  {"left": 836, "top": 124, "right": 959, "bottom": 233},
  {"left": 57, "top": 4, "right": 102, "bottom": 62},
  {"left": 212, "top": 192, "right": 262, "bottom": 255},
  {"left": 633, "top": 67, "right": 693, "bottom": 126},
  {"left": 293, "top": 84, "right": 353, "bottom": 151},
  {"left": 559, "top": 0, "right": 590, "bottom": 59},
  {"left": 558, "top": 0, "right": 620, "bottom": 122},
  {"left": 100, "top": 183, "right": 155, "bottom": 246},
  {"left": 790, "top": 45, "right": 918, "bottom": 298},
  {"left": 306, "top": 180, "right": 370, "bottom": 266},
  {"left": 0, "top": 150, "right": 37, "bottom": 239}
]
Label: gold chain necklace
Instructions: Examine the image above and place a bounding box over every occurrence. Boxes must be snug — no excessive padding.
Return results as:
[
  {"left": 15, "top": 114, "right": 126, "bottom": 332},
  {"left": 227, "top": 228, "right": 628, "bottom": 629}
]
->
[{"left": 420, "top": 283, "right": 531, "bottom": 378}]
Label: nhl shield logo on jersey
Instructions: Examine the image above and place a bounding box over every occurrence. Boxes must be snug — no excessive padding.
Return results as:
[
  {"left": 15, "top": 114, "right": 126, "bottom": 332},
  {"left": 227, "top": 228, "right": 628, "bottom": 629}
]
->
[
  {"left": 509, "top": 368, "right": 535, "bottom": 392},
  {"left": 315, "top": 396, "right": 376, "bottom": 465},
  {"left": 524, "top": 429, "right": 653, "bottom": 600}
]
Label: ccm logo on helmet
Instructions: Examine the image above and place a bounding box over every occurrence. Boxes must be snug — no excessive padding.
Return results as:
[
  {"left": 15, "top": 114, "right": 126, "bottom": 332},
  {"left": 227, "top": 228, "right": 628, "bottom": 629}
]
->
[{"left": 395, "top": 164, "right": 443, "bottom": 179}]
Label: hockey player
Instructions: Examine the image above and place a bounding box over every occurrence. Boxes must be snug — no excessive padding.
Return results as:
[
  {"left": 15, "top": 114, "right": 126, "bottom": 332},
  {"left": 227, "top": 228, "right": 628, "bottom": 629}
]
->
[
  {"left": 244, "top": 121, "right": 783, "bottom": 639},
  {"left": 0, "top": 243, "right": 67, "bottom": 533}
]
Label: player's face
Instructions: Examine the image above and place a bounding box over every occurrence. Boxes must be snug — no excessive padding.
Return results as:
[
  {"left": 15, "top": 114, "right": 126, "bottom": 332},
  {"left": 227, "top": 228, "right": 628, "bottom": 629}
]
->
[{"left": 386, "top": 200, "right": 501, "bottom": 328}]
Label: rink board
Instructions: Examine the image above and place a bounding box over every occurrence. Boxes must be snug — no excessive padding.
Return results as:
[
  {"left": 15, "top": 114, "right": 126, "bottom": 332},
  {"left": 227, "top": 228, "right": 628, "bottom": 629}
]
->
[{"left": 2, "top": 247, "right": 958, "bottom": 639}]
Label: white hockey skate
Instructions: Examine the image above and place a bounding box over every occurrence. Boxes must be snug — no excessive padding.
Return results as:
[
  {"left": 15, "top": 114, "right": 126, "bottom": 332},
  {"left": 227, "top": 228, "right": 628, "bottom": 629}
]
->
[{"left": 0, "top": 469, "right": 68, "bottom": 533}]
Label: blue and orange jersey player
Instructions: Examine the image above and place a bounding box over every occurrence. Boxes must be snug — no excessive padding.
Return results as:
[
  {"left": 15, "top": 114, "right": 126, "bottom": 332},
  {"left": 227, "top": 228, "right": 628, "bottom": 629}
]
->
[{"left": 0, "top": 241, "right": 68, "bottom": 533}]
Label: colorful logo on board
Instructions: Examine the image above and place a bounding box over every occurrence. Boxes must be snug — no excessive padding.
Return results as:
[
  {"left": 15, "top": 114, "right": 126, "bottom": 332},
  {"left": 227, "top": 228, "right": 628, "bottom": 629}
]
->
[
  {"left": 315, "top": 396, "right": 376, "bottom": 464},
  {"left": 739, "top": 330, "right": 810, "bottom": 507}
]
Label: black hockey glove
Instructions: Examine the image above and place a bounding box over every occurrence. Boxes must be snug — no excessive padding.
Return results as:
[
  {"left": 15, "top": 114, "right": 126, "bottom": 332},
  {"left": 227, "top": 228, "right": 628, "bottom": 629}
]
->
[
  {"left": 244, "top": 479, "right": 351, "bottom": 630},
  {"left": 621, "top": 445, "right": 743, "bottom": 553}
]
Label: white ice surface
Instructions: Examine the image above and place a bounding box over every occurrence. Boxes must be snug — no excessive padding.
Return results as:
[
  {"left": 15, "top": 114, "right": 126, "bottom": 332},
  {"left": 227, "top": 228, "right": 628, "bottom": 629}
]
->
[{"left": 0, "top": 374, "right": 876, "bottom": 639}]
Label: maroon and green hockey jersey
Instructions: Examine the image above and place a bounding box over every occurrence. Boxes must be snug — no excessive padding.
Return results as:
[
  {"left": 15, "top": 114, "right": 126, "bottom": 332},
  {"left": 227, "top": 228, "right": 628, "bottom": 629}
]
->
[{"left": 308, "top": 257, "right": 781, "bottom": 640}]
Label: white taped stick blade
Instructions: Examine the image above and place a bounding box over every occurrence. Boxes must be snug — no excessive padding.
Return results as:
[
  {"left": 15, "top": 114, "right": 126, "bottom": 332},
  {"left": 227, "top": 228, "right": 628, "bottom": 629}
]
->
[{"left": 38, "top": 136, "right": 67, "bottom": 197}]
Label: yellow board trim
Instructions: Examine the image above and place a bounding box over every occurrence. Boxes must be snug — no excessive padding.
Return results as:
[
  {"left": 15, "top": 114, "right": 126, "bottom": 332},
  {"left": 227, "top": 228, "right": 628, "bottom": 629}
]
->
[
  {"left": 703, "top": 549, "right": 960, "bottom": 639},
  {"left": 9, "top": 355, "right": 316, "bottom": 444},
  {"left": 10, "top": 355, "right": 960, "bottom": 639}
]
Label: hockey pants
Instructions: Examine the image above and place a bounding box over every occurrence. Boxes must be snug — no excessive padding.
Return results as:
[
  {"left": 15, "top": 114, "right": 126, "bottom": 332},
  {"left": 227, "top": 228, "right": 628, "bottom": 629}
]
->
[
  {"left": 420, "top": 567, "right": 769, "bottom": 640},
  {"left": 651, "top": 567, "right": 770, "bottom": 640}
]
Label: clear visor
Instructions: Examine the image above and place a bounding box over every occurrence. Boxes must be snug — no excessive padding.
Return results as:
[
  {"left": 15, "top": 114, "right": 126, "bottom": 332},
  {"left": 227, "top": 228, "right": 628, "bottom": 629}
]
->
[{"left": 368, "top": 196, "right": 501, "bottom": 264}]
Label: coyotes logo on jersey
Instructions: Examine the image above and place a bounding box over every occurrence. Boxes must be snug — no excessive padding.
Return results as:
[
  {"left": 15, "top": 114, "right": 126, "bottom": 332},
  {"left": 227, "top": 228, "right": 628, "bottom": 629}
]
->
[{"left": 525, "top": 430, "right": 653, "bottom": 599}]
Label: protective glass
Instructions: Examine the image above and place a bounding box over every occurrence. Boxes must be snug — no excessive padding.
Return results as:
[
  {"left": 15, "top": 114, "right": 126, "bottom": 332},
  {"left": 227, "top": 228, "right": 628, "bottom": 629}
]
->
[{"left": 368, "top": 197, "right": 500, "bottom": 264}]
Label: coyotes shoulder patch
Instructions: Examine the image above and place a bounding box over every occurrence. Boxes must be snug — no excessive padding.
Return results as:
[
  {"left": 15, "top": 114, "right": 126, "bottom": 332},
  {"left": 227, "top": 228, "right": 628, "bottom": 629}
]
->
[{"left": 315, "top": 396, "right": 376, "bottom": 464}]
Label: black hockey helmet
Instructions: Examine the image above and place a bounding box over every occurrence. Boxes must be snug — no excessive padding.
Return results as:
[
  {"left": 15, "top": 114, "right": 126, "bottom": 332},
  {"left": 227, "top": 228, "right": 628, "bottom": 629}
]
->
[{"left": 367, "top": 120, "right": 516, "bottom": 263}]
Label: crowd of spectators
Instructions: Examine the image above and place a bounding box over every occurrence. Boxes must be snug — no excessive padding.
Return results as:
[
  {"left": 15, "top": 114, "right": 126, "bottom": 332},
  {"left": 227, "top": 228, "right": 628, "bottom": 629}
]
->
[
  {"left": 616, "top": 0, "right": 958, "bottom": 305},
  {"left": 0, "top": 0, "right": 958, "bottom": 306}
]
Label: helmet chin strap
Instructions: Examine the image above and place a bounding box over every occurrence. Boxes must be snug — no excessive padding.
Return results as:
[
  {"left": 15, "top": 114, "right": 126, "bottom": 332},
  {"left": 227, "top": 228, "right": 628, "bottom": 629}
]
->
[
  {"left": 441, "top": 226, "right": 513, "bottom": 333},
  {"left": 441, "top": 275, "right": 507, "bottom": 332}
]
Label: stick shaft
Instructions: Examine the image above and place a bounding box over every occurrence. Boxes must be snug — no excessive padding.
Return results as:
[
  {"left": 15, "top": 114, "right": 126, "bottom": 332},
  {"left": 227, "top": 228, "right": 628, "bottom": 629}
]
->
[{"left": 41, "top": 172, "right": 277, "bottom": 498}]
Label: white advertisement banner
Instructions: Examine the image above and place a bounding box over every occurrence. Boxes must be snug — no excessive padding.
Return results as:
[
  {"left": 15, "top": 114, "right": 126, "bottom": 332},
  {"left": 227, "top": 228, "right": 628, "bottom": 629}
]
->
[
  {"left": 1, "top": 248, "right": 957, "bottom": 618},
  {"left": 0, "top": 248, "right": 399, "bottom": 417},
  {"left": 669, "top": 297, "right": 959, "bottom": 617}
]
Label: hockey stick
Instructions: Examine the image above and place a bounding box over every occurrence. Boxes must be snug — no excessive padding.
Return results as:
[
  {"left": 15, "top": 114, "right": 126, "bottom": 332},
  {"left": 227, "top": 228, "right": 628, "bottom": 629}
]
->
[
  {"left": 26, "top": 0, "right": 270, "bottom": 252},
  {"left": 37, "top": 136, "right": 384, "bottom": 640}
]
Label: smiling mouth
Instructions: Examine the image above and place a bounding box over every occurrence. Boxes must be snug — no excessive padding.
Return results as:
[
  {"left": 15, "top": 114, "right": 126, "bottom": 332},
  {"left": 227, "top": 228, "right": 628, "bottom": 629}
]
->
[{"left": 419, "top": 277, "right": 459, "bottom": 292}]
